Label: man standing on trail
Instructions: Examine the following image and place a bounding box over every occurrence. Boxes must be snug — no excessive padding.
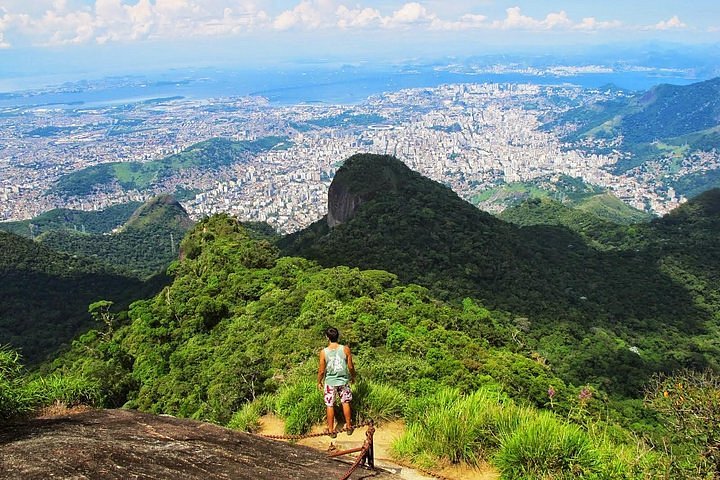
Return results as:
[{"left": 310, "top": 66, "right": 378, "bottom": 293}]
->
[{"left": 317, "top": 327, "right": 355, "bottom": 438}]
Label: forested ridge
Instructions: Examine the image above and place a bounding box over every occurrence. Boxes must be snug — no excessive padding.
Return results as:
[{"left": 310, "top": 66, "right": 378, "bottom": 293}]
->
[
  {"left": 0, "top": 195, "right": 193, "bottom": 363},
  {"left": 38, "top": 194, "right": 194, "bottom": 278},
  {"left": 0, "top": 202, "right": 142, "bottom": 238},
  {"left": 283, "top": 154, "right": 720, "bottom": 396},
  {"left": 0, "top": 230, "right": 162, "bottom": 364}
]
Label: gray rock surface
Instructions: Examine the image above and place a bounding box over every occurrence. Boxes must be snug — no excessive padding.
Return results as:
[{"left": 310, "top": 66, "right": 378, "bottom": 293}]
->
[{"left": 0, "top": 409, "right": 394, "bottom": 480}]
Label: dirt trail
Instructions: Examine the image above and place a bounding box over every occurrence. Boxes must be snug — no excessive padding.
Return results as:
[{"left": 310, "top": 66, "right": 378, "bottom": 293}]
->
[{"left": 258, "top": 414, "right": 499, "bottom": 480}]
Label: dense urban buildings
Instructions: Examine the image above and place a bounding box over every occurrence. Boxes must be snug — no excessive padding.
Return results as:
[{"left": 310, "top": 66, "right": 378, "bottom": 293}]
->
[{"left": 2, "top": 82, "right": 715, "bottom": 232}]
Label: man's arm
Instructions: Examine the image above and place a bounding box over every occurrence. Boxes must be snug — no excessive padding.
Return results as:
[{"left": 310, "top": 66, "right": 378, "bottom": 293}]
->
[
  {"left": 317, "top": 349, "right": 326, "bottom": 390},
  {"left": 344, "top": 345, "right": 356, "bottom": 383}
]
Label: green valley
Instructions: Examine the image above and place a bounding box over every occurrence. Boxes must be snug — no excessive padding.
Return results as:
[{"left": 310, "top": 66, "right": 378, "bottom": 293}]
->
[
  {"left": 0, "top": 230, "right": 163, "bottom": 364},
  {"left": 0, "top": 195, "right": 193, "bottom": 363}
]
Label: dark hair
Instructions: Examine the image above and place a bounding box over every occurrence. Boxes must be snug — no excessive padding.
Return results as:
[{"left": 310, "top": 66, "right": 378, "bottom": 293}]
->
[{"left": 325, "top": 327, "right": 339, "bottom": 342}]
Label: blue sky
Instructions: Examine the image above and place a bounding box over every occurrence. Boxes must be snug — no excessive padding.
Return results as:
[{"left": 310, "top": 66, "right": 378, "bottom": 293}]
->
[{"left": 0, "top": 1, "right": 718, "bottom": 83}]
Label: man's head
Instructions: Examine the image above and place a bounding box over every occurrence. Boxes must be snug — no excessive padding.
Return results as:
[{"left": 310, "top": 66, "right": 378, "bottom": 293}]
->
[{"left": 326, "top": 327, "right": 339, "bottom": 342}]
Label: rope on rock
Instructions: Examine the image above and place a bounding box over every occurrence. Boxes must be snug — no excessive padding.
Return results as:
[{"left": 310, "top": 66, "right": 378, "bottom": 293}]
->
[
  {"left": 338, "top": 423, "right": 374, "bottom": 480},
  {"left": 256, "top": 420, "right": 374, "bottom": 441},
  {"left": 253, "top": 420, "right": 376, "bottom": 479}
]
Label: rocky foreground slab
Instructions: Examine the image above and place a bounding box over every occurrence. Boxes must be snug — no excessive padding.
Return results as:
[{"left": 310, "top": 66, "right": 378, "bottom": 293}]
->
[{"left": 0, "top": 409, "right": 397, "bottom": 479}]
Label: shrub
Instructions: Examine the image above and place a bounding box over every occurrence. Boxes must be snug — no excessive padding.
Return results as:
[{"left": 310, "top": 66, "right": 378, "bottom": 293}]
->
[
  {"left": 646, "top": 369, "right": 720, "bottom": 477},
  {"left": 285, "top": 394, "right": 325, "bottom": 434},
  {"left": 394, "top": 387, "right": 509, "bottom": 465},
  {"left": 27, "top": 375, "right": 101, "bottom": 407},
  {"left": 276, "top": 380, "right": 320, "bottom": 417},
  {"left": 0, "top": 347, "right": 39, "bottom": 420},
  {"left": 1, "top": 347, "right": 99, "bottom": 422}
]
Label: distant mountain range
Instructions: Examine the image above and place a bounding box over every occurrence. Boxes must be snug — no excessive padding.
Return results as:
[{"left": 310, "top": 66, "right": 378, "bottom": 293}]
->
[
  {"left": 472, "top": 174, "right": 653, "bottom": 223},
  {"left": 0, "top": 202, "right": 142, "bottom": 238}
]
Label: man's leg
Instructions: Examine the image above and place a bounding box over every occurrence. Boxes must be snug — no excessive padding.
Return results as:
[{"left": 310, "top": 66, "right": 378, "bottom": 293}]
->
[
  {"left": 326, "top": 406, "right": 336, "bottom": 433},
  {"left": 340, "top": 385, "right": 353, "bottom": 433},
  {"left": 324, "top": 385, "right": 337, "bottom": 435},
  {"left": 342, "top": 401, "right": 352, "bottom": 429}
]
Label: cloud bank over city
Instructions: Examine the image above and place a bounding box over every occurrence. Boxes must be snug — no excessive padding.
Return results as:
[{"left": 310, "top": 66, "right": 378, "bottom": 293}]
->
[
  {"left": 0, "top": 0, "right": 717, "bottom": 89},
  {"left": 0, "top": 0, "right": 715, "bottom": 49}
]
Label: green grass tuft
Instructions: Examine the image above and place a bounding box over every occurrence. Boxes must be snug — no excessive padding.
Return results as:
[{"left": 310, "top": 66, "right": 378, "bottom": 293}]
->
[
  {"left": 275, "top": 380, "right": 324, "bottom": 435},
  {"left": 394, "top": 387, "right": 509, "bottom": 465},
  {"left": 351, "top": 380, "right": 406, "bottom": 424},
  {"left": 227, "top": 394, "right": 274, "bottom": 433},
  {"left": 494, "top": 412, "right": 601, "bottom": 479}
]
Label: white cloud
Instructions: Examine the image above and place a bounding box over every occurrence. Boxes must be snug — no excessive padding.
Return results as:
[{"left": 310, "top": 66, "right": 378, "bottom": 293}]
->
[
  {"left": 336, "top": 5, "right": 381, "bottom": 29},
  {"left": 383, "top": 2, "right": 435, "bottom": 26},
  {"left": 573, "top": 17, "right": 623, "bottom": 31},
  {"left": 491, "top": 7, "right": 573, "bottom": 30},
  {"left": 653, "top": 15, "right": 686, "bottom": 30},
  {"left": 430, "top": 13, "right": 487, "bottom": 31},
  {"left": 0, "top": 1, "right": 682, "bottom": 48},
  {"left": 273, "top": 0, "right": 335, "bottom": 30}
]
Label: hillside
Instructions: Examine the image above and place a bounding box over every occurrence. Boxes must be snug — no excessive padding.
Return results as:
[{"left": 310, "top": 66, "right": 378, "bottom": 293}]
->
[
  {"left": 38, "top": 195, "right": 194, "bottom": 278},
  {"left": 550, "top": 77, "right": 720, "bottom": 196},
  {"left": 51, "top": 136, "right": 292, "bottom": 197},
  {"left": 499, "top": 196, "right": 652, "bottom": 250},
  {"left": 0, "top": 230, "right": 163, "bottom": 364},
  {"left": 472, "top": 174, "right": 651, "bottom": 222},
  {"left": 504, "top": 188, "right": 720, "bottom": 311},
  {"left": 556, "top": 77, "right": 720, "bottom": 150},
  {"left": 281, "top": 154, "right": 719, "bottom": 395},
  {"left": 623, "top": 78, "right": 720, "bottom": 143},
  {"left": 0, "top": 202, "right": 142, "bottom": 238}
]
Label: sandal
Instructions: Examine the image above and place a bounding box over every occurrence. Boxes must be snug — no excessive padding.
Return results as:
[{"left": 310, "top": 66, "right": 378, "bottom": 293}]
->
[
  {"left": 325, "top": 430, "right": 337, "bottom": 438},
  {"left": 345, "top": 424, "right": 354, "bottom": 436}
]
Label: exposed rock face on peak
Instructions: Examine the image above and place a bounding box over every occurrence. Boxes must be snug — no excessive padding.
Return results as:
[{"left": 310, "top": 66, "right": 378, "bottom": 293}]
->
[
  {"left": 0, "top": 409, "right": 396, "bottom": 480},
  {"left": 326, "top": 153, "right": 414, "bottom": 228},
  {"left": 327, "top": 179, "right": 365, "bottom": 228}
]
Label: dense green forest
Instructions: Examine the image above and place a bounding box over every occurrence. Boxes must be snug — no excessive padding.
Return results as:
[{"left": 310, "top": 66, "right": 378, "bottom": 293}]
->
[
  {"left": 39, "top": 195, "right": 194, "bottom": 278},
  {"left": 51, "top": 136, "right": 291, "bottom": 197},
  {"left": 33, "top": 214, "right": 717, "bottom": 478},
  {"left": 0, "top": 230, "right": 164, "bottom": 364},
  {"left": 0, "top": 195, "right": 193, "bottom": 363}
]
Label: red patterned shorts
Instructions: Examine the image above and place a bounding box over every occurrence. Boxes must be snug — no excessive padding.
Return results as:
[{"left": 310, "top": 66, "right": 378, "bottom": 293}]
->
[{"left": 324, "top": 384, "right": 352, "bottom": 407}]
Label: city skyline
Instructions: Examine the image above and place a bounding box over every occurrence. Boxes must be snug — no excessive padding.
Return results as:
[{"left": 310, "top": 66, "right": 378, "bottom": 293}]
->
[{"left": 1, "top": 1, "right": 719, "bottom": 90}]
